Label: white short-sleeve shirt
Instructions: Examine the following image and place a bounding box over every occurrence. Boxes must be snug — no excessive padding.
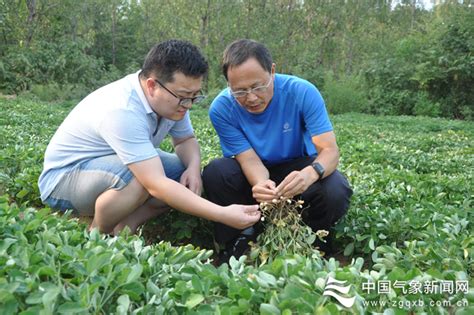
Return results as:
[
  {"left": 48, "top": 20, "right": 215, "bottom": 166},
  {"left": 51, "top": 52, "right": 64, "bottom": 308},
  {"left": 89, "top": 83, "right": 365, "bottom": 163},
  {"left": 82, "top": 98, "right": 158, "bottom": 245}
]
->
[{"left": 38, "top": 71, "right": 194, "bottom": 200}]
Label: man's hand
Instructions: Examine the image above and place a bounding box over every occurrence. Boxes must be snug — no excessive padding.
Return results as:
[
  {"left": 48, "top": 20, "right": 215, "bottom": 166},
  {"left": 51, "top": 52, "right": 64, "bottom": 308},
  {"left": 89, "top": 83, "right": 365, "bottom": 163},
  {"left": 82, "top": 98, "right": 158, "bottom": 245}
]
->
[
  {"left": 276, "top": 168, "right": 316, "bottom": 198},
  {"left": 180, "top": 167, "right": 202, "bottom": 196},
  {"left": 219, "top": 204, "right": 261, "bottom": 229},
  {"left": 252, "top": 179, "right": 279, "bottom": 202}
]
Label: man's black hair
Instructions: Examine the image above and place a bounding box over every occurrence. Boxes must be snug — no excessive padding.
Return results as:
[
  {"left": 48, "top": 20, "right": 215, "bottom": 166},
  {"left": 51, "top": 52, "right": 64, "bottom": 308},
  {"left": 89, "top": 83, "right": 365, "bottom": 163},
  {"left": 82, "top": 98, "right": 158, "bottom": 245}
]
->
[
  {"left": 222, "top": 39, "right": 273, "bottom": 80},
  {"left": 140, "top": 39, "right": 208, "bottom": 83}
]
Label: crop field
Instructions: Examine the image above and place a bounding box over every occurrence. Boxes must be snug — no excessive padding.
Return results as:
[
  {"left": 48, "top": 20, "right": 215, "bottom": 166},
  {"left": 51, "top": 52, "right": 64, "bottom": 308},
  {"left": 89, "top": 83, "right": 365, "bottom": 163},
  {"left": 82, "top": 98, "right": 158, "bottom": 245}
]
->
[{"left": 0, "top": 97, "right": 473, "bottom": 314}]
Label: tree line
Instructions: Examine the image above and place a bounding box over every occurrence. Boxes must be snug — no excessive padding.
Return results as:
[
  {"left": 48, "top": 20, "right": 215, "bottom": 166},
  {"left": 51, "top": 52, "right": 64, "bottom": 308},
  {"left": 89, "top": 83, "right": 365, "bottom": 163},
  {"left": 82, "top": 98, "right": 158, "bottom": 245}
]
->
[{"left": 0, "top": 0, "right": 472, "bottom": 119}]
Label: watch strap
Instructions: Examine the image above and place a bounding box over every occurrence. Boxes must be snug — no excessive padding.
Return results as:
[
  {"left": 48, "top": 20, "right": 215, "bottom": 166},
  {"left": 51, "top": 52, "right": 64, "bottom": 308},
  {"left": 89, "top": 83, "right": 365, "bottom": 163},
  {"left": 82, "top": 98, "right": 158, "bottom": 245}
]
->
[{"left": 311, "top": 162, "right": 325, "bottom": 180}]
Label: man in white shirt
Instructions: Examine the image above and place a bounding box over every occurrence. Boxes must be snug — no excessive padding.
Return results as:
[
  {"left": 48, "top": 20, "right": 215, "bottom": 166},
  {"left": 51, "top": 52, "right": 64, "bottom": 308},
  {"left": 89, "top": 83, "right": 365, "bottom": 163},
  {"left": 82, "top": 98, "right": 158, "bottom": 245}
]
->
[{"left": 39, "top": 40, "right": 261, "bottom": 235}]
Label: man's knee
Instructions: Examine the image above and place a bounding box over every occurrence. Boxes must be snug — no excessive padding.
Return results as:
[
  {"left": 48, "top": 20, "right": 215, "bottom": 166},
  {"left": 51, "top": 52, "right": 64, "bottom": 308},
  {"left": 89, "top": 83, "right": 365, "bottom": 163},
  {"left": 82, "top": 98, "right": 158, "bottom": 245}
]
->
[
  {"left": 126, "top": 178, "right": 150, "bottom": 205},
  {"left": 323, "top": 171, "right": 353, "bottom": 220},
  {"left": 303, "top": 170, "right": 352, "bottom": 224},
  {"left": 98, "top": 177, "right": 149, "bottom": 208},
  {"left": 157, "top": 150, "right": 186, "bottom": 182},
  {"left": 202, "top": 158, "right": 239, "bottom": 189}
]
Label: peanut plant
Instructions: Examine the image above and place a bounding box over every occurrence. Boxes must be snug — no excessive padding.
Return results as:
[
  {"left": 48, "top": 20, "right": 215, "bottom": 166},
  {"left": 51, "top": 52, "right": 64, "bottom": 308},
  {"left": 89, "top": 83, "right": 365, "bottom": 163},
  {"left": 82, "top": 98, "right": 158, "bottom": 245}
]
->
[{"left": 250, "top": 198, "right": 329, "bottom": 266}]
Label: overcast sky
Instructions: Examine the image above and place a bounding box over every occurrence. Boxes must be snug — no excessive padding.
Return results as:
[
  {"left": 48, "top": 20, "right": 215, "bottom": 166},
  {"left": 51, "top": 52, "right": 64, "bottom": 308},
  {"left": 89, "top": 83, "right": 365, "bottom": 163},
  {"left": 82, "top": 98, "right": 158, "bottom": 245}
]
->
[{"left": 391, "top": 0, "right": 435, "bottom": 10}]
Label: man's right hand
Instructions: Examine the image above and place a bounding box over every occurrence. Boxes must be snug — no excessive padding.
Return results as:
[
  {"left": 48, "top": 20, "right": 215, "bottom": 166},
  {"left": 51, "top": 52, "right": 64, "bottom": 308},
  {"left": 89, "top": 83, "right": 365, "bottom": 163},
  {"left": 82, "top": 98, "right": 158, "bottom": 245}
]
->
[
  {"left": 252, "top": 179, "right": 279, "bottom": 202},
  {"left": 219, "top": 204, "right": 261, "bottom": 229}
]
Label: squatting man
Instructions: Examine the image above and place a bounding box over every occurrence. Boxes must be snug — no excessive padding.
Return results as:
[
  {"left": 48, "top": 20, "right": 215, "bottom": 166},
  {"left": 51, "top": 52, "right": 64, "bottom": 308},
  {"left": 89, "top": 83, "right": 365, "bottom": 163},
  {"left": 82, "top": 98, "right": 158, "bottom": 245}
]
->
[{"left": 38, "top": 40, "right": 261, "bottom": 235}]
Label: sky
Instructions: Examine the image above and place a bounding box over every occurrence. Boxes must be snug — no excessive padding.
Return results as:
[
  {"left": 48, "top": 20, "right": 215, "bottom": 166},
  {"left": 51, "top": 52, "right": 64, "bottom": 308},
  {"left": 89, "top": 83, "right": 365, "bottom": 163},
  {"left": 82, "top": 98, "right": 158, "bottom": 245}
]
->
[{"left": 391, "top": 0, "right": 435, "bottom": 10}]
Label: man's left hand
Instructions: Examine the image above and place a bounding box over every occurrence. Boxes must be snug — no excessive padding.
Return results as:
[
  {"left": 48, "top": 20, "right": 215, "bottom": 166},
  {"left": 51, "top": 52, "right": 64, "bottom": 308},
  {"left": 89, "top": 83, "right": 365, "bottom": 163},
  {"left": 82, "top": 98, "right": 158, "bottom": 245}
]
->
[
  {"left": 276, "top": 169, "right": 316, "bottom": 198},
  {"left": 180, "top": 168, "right": 203, "bottom": 196}
]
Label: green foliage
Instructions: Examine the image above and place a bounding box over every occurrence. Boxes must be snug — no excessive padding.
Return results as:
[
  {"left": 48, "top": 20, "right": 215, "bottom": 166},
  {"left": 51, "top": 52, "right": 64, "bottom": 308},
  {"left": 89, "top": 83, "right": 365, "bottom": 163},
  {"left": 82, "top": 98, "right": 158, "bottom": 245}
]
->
[
  {"left": 0, "top": 98, "right": 71, "bottom": 206},
  {"left": 323, "top": 72, "right": 368, "bottom": 115},
  {"left": 365, "top": 47, "right": 421, "bottom": 116},
  {"left": 1, "top": 97, "right": 473, "bottom": 312},
  {"left": 334, "top": 113, "right": 473, "bottom": 274},
  {"left": 364, "top": 6, "right": 473, "bottom": 119},
  {"left": 0, "top": 40, "right": 107, "bottom": 94},
  {"left": 1, "top": 197, "right": 472, "bottom": 313},
  {"left": 142, "top": 210, "right": 214, "bottom": 250},
  {"left": 1, "top": 1, "right": 471, "bottom": 120},
  {"left": 20, "top": 83, "right": 90, "bottom": 102},
  {"left": 250, "top": 198, "right": 321, "bottom": 266},
  {"left": 413, "top": 92, "right": 441, "bottom": 117}
]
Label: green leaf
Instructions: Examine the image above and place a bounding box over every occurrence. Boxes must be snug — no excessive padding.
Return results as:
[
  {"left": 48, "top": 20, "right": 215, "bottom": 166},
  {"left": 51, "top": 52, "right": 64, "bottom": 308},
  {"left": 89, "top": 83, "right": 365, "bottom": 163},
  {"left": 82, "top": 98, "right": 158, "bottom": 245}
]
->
[
  {"left": 325, "top": 303, "right": 340, "bottom": 315},
  {"left": 116, "top": 294, "right": 130, "bottom": 315},
  {"left": 455, "top": 307, "right": 474, "bottom": 315},
  {"left": 369, "top": 238, "right": 375, "bottom": 250},
  {"left": 260, "top": 303, "right": 281, "bottom": 315},
  {"left": 307, "top": 234, "right": 316, "bottom": 245},
  {"left": 119, "top": 282, "right": 145, "bottom": 301},
  {"left": 191, "top": 275, "right": 203, "bottom": 292},
  {"left": 1, "top": 297, "right": 18, "bottom": 314},
  {"left": 126, "top": 264, "right": 143, "bottom": 284},
  {"left": 16, "top": 189, "right": 28, "bottom": 199},
  {"left": 25, "top": 292, "right": 43, "bottom": 305},
  {"left": 86, "top": 253, "right": 111, "bottom": 274},
  {"left": 0, "top": 238, "right": 17, "bottom": 254},
  {"left": 256, "top": 271, "right": 277, "bottom": 288},
  {"left": 0, "top": 282, "right": 20, "bottom": 295},
  {"left": 37, "top": 266, "right": 56, "bottom": 277},
  {"left": 146, "top": 280, "right": 161, "bottom": 295},
  {"left": 344, "top": 242, "right": 355, "bottom": 256},
  {"left": 19, "top": 305, "right": 43, "bottom": 315},
  {"left": 185, "top": 293, "right": 204, "bottom": 309},
  {"left": 24, "top": 219, "right": 42, "bottom": 233},
  {"left": 57, "top": 302, "right": 88, "bottom": 314},
  {"left": 42, "top": 286, "right": 60, "bottom": 307},
  {"left": 314, "top": 306, "right": 331, "bottom": 315},
  {"left": 238, "top": 287, "right": 252, "bottom": 300}
]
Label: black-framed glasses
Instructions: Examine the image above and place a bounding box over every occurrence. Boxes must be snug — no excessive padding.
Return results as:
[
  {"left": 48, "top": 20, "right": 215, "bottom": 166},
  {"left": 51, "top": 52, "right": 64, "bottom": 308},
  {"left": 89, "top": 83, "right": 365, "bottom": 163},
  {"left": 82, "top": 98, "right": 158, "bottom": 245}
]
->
[
  {"left": 229, "top": 75, "right": 273, "bottom": 98},
  {"left": 154, "top": 79, "right": 206, "bottom": 107}
]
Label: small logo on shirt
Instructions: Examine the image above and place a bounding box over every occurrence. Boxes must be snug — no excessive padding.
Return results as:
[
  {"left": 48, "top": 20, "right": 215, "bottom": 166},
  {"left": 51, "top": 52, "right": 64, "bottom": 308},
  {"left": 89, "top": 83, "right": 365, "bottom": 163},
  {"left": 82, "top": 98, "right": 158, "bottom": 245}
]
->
[{"left": 283, "top": 122, "right": 293, "bottom": 133}]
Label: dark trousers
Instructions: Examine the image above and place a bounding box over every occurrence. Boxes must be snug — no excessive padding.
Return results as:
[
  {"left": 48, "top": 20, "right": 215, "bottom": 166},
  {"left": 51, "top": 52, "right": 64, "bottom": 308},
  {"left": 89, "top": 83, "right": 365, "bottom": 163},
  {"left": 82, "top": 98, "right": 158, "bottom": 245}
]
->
[{"left": 202, "top": 156, "right": 353, "bottom": 244}]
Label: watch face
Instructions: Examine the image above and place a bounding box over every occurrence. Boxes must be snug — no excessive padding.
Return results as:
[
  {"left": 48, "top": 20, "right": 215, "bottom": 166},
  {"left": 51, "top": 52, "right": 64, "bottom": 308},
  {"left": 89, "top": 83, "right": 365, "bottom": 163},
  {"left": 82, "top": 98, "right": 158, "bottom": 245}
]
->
[{"left": 312, "top": 163, "right": 324, "bottom": 177}]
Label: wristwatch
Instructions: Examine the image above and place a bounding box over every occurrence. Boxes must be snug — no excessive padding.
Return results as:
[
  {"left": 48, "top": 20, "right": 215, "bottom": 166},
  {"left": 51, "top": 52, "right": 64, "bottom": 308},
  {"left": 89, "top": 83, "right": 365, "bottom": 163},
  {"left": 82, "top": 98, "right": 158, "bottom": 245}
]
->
[{"left": 311, "top": 162, "right": 325, "bottom": 181}]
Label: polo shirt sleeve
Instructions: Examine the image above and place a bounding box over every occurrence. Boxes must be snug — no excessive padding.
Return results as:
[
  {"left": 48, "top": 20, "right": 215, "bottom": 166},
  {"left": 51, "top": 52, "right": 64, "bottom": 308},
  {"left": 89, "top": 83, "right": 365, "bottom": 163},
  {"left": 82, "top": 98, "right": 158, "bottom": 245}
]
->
[
  {"left": 98, "top": 109, "right": 158, "bottom": 165},
  {"left": 209, "top": 98, "right": 251, "bottom": 158},
  {"left": 169, "top": 111, "right": 195, "bottom": 139},
  {"left": 299, "top": 81, "right": 333, "bottom": 136}
]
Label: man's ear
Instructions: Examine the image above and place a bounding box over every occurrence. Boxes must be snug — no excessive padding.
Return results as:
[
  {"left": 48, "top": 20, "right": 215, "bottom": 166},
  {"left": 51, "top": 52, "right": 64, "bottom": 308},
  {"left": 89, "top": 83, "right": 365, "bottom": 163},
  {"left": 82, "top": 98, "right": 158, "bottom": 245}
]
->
[
  {"left": 271, "top": 63, "right": 276, "bottom": 75},
  {"left": 146, "top": 78, "right": 157, "bottom": 96}
]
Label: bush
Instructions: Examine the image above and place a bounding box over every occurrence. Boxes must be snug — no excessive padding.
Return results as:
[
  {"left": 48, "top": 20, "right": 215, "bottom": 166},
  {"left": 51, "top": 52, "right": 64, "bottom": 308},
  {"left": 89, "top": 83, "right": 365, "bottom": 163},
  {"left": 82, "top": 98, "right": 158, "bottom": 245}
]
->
[
  {"left": 21, "top": 83, "right": 90, "bottom": 102},
  {"left": 363, "top": 9, "right": 473, "bottom": 120},
  {"left": 322, "top": 72, "right": 368, "bottom": 115},
  {"left": 365, "top": 56, "right": 419, "bottom": 116},
  {"left": 413, "top": 92, "right": 441, "bottom": 117},
  {"left": 0, "top": 40, "right": 106, "bottom": 96}
]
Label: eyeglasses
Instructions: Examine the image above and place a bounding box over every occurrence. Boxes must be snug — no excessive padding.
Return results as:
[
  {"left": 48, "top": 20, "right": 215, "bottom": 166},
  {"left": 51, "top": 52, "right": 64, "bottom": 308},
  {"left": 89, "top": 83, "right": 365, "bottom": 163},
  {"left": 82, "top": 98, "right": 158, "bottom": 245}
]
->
[
  {"left": 229, "top": 75, "right": 273, "bottom": 98},
  {"left": 154, "top": 79, "right": 206, "bottom": 107}
]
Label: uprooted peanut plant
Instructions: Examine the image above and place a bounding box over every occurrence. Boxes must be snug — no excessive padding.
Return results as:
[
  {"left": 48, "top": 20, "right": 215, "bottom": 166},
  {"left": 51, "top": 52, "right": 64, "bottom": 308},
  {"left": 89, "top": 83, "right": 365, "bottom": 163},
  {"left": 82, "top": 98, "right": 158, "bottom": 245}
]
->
[{"left": 249, "top": 197, "right": 329, "bottom": 266}]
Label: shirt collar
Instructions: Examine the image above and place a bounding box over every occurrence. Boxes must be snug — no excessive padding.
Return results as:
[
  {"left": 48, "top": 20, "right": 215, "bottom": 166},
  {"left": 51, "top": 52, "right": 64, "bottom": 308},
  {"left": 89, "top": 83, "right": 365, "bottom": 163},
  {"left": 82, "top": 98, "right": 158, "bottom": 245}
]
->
[{"left": 132, "top": 70, "right": 155, "bottom": 115}]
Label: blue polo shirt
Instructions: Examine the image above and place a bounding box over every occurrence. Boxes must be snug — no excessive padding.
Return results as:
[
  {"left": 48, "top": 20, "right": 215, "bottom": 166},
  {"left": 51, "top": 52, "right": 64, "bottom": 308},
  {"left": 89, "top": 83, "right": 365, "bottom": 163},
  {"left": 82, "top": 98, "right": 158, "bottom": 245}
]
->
[{"left": 209, "top": 74, "right": 332, "bottom": 165}]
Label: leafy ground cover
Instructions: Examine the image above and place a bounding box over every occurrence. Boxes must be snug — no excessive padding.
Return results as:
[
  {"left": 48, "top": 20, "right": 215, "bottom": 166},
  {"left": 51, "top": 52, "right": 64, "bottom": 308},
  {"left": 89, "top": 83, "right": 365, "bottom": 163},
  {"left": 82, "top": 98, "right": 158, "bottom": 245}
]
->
[{"left": 0, "top": 97, "right": 473, "bottom": 314}]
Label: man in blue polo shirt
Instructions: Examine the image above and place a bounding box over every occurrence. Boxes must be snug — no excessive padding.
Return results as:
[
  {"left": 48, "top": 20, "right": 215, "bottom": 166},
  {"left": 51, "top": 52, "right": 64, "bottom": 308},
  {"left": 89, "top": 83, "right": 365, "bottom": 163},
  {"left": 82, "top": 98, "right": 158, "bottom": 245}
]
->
[{"left": 203, "top": 39, "right": 352, "bottom": 262}]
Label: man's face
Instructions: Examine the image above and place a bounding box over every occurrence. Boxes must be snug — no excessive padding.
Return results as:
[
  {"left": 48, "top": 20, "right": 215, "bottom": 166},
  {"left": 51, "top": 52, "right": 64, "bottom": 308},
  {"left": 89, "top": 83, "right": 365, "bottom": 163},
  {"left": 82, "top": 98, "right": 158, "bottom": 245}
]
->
[
  {"left": 227, "top": 58, "right": 275, "bottom": 114},
  {"left": 150, "top": 72, "right": 203, "bottom": 121}
]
